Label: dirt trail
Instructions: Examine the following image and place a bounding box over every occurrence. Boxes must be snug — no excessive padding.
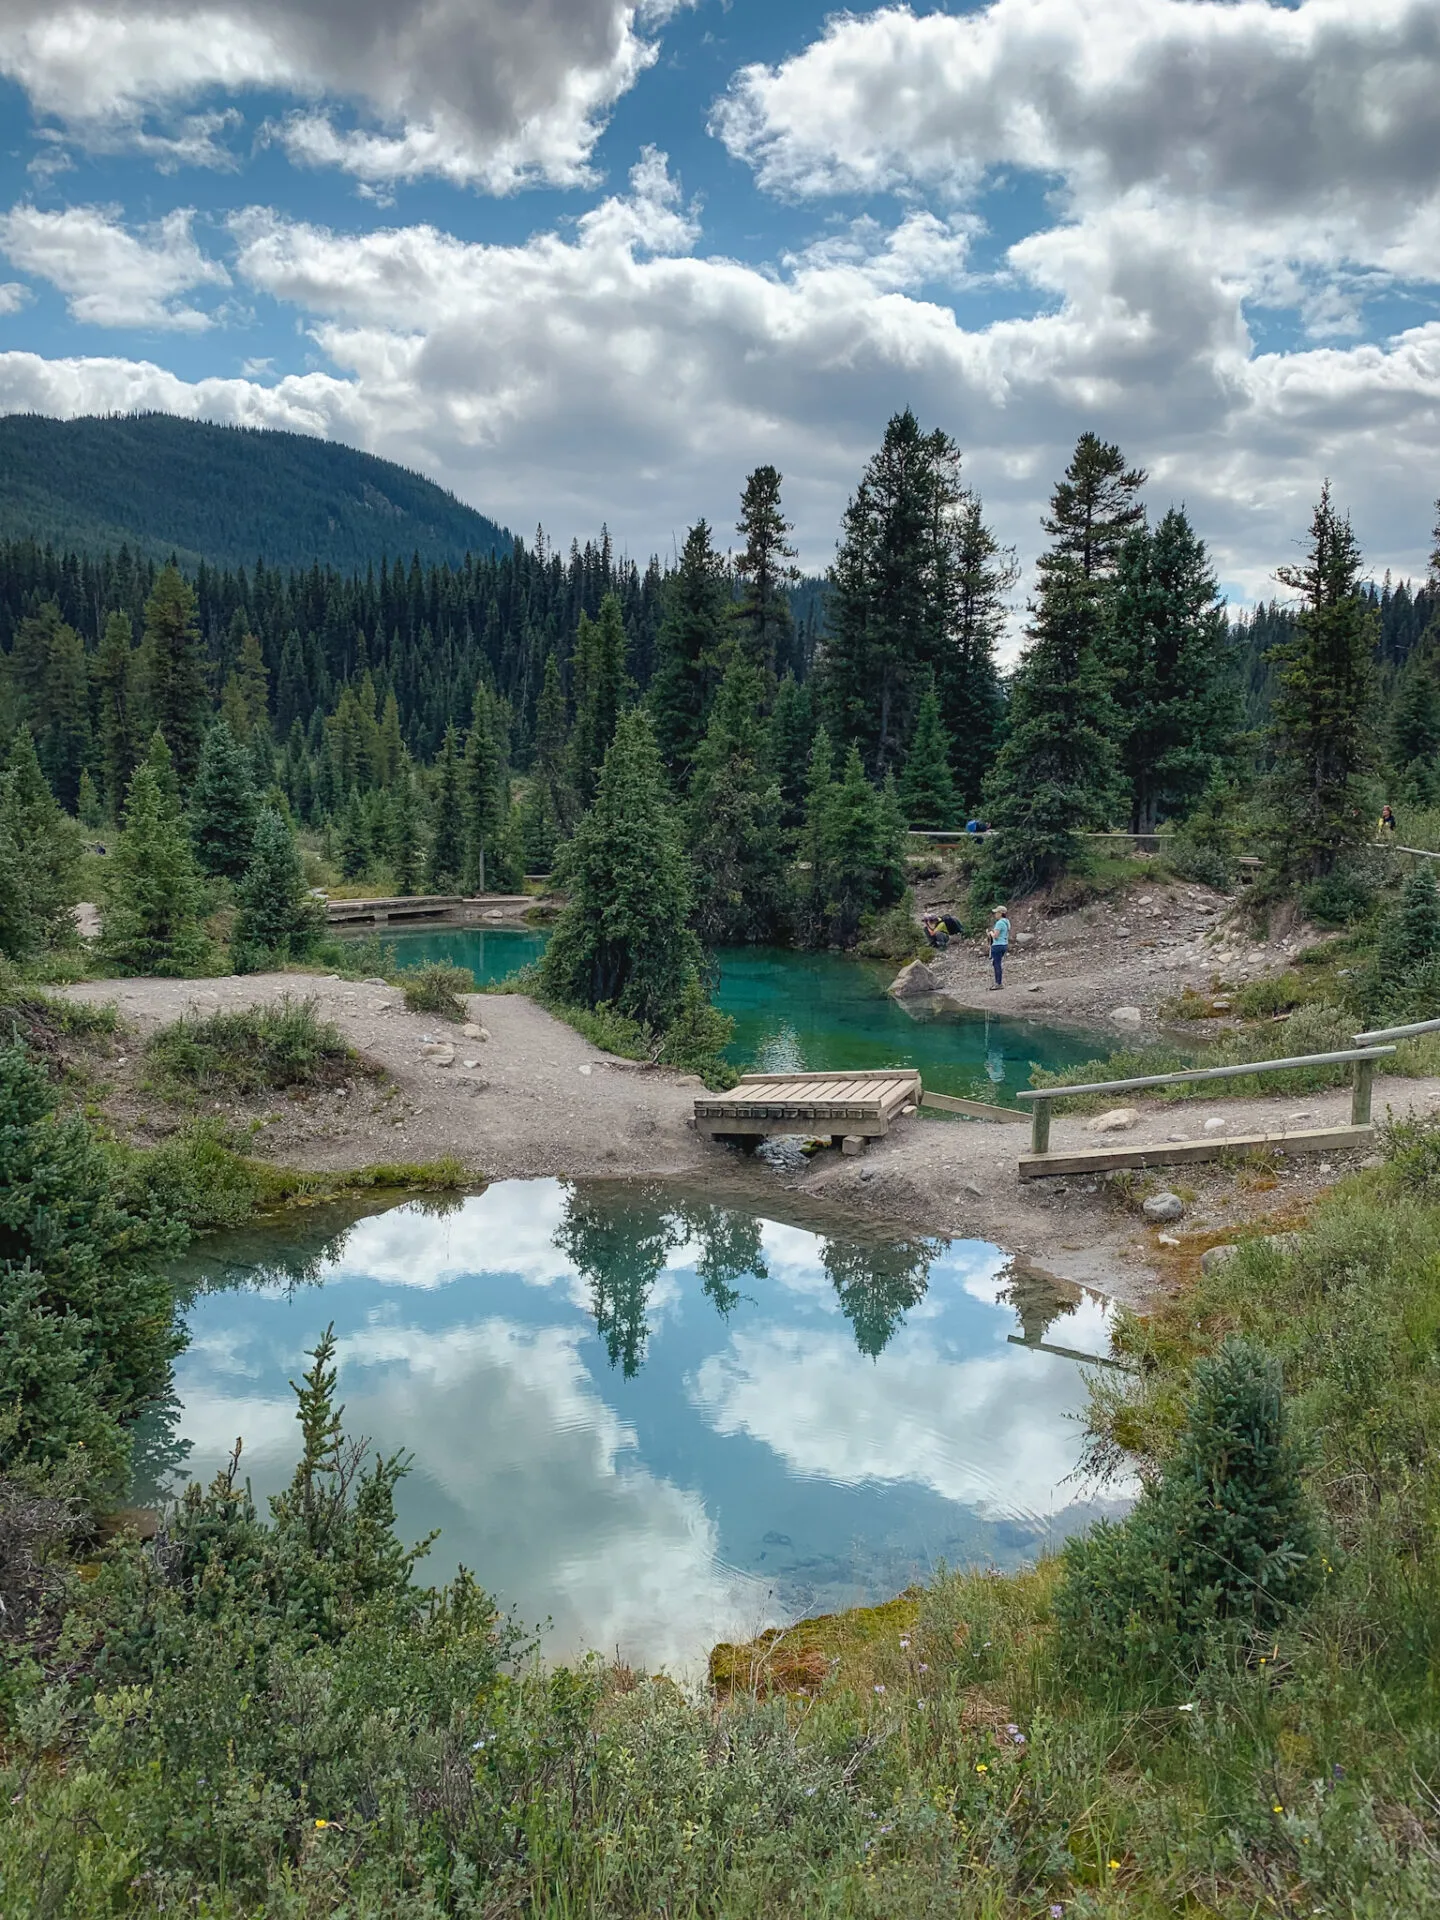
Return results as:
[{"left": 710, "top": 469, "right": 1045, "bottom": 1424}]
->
[{"left": 61, "top": 971, "right": 1440, "bottom": 1311}]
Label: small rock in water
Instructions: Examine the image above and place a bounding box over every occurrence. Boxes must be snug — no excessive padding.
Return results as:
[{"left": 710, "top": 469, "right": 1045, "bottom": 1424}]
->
[
  {"left": 889, "top": 958, "right": 939, "bottom": 999},
  {"left": 1111, "top": 1005, "right": 1143, "bottom": 1025},
  {"left": 1086, "top": 1106, "right": 1139, "bottom": 1134},
  {"left": 1142, "top": 1191, "right": 1185, "bottom": 1222}
]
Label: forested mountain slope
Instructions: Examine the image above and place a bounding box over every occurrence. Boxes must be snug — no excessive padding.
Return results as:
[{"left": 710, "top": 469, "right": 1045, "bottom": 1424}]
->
[{"left": 0, "top": 414, "right": 512, "bottom": 571}]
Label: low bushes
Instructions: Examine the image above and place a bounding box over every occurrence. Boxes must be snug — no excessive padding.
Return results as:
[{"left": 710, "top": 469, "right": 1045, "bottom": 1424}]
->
[
  {"left": 400, "top": 960, "right": 476, "bottom": 1021},
  {"left": 145, "top": 996, "right": 358, "bottom": 1096}
]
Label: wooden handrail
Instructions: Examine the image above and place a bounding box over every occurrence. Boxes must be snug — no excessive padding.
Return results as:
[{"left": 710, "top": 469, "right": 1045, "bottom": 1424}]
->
[
  {"left": 1354, "top": 1016, "right": 1440, "bottom": 1044},
  {"left": 1017, "top": 1046, "right": 1395, "bottom": 1154}
]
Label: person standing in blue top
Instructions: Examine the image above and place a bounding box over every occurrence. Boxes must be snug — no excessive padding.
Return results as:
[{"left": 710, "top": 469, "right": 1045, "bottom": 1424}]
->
[{"left": 987, "top": 906, "right": 1010, "bottom": 989}]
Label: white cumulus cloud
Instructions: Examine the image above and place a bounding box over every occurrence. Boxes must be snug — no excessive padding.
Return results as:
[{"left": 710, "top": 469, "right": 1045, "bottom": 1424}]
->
[
  {"left": 0, "top": 203, "right": 229, "bottom": 329},
  {"left": 0, "top": 0, "right": 683, "bottom": 191}
]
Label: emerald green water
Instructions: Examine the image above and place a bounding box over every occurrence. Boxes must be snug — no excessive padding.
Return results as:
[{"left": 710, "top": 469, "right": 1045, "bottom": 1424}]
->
[
  {"left": 161, "top": 1182, "right": 1127, "bottom": 1669},
  {"left": 378, "top": 928, "right": 1106, "bottom": 1101}
]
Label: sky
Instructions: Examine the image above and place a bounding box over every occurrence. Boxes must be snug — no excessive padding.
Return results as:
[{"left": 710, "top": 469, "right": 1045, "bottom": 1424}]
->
[{"left": 0, "top": 0, "right": 1437, "bottom": 627}]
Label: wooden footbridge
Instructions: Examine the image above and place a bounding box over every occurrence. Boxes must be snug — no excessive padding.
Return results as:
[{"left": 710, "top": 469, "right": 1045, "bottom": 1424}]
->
[{"left": 694, "top": 1020, "right": 1421, "bottom": 1174}]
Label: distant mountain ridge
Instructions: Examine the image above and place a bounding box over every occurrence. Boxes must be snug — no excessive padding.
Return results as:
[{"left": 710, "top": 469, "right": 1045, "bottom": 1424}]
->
[{"left": 0, "top": 414, "right": 512, "bottom": 572}]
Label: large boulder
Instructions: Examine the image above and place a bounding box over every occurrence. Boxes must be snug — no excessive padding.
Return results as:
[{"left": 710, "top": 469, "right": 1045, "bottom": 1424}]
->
[
  {"left": 1142, "top": 1191, "right": 1184, "bottom": 1222},
  {"left": 890, "top": 958, "right": 939, "bottom": 998}
]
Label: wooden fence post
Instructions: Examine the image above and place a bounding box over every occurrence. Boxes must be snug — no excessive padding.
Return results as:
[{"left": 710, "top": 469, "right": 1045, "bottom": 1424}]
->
[
  {"left": 1031, "top": 1097, "right": 1052, "bottom": 1156},
  {"left": 1351, "top": 1057, "right": 1376, "bottom": 1127}
]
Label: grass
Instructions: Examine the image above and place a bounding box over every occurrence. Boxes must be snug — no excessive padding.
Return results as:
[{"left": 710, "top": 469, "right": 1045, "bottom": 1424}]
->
[
  {"left": 400, "top": 960, "right": 477, "bottom": 1021},
  {"left": 144, "top": 995, "right": 362, "bottom": 1097}
]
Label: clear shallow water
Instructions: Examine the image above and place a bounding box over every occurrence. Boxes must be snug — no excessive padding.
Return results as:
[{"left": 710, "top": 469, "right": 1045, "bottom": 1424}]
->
[
  {"left": 378, "top": 929, "right": 1106, "bottom": 1103},
  {"left": 161, "top": 1182, "right": 1126, "bottom": 1670}
]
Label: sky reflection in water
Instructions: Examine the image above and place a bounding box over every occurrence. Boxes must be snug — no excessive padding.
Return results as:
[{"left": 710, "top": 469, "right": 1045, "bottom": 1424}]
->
[{"left": 167, "top": 1180, "right": 1127, "bottom": 1670}]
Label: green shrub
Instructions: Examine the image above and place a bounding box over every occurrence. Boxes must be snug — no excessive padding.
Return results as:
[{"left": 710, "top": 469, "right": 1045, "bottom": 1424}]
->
[
  {"left": 1301, "top": 869, "right": 1375, "bottom": 927},
  {"left": 1056, "top": 1337, "right": 1321, "bottom": 1677},
  {"left": 655, "top": 975, "right": 739, "bottom": 1086},
  {"left": 400, "top": 961, "right": 476, "bottom": 1021},
  {"left": 1167, "top": 835, "right": 1232, "bottom": 891},
  {"left": 146, "top": 996, "right": 357, "bottom": 1095}
]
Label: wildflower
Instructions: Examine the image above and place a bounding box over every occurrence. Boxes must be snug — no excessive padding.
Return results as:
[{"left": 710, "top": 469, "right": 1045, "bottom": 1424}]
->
[
  {"left": 918, "top": 1662, "right": 929, "bottom": 1673},
  {"left": 314, "top": 1820, "right": 330, "bottom": 1830},
  {"left": 879, "top": 1824, "right": 893, "bottom": 1834},
  {"left": 1272, "top": 1803, "right": 1284, "bottom": 1815},
  {"left": 1108, "top": 1859, "right": 1120, "bottom": 1871},
  {"left": 899, "top": 1636, "right": 910, "bottom": 1648},
  {"left": 805, "top": 1787, "right": 818, "bottom": 1797},
  {"left": 916, "top": 1699, "right": 927, "bottom": 1709},
  {"left": 1014, "top": 1733, "right": 1026, "bottom": 1746},
  {"left": 1177, "top": 1703, "right": 1196, "bottom": 1713},
  {"left": 873, "top": 1683, "right": 885, "bottom": 1695},
  {"left": 1051, "top": 1907, "right": 1064, "bottom": 1918},
  {"left": 975, "top": 1763, "right": 988, "bottom": 1775}
]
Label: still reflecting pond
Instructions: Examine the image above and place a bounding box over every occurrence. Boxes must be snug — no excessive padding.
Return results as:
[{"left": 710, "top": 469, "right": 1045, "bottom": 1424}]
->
[{"left": 163, "top": 1181, "right": 1126, "bottom": 1668}]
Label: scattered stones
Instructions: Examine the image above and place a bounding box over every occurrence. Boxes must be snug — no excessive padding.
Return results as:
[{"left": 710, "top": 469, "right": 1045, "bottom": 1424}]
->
[
  {"left": 1200, "top": 1243, "right": 1238, "bottom": 1275},
  {"left": 1287, "top": 1110, "right": 1317, "bottom": 1124},
  {"left": 1167, "top": 1133, "right": 1185, "bottom": 1143},
  {"left": 419, "top": 1042, "right": 455, "bottom": 1065},
  {"left": 1142, "top": 1191, "right": 1185, "bottom": 1222},
  {"left": 463, "top": 1059, "right": 480, "bottom": 1069},
  {"left": 1086, "top": 1107, "right": 1140, "bottom": 1134},
  {"left": 578, "top": 1064, "right": 593, "bottom": 1076},
  {"left": 889, "top": 958, "right": 939, "bottom": 998},
  {"left": 461, "top": 1022, "right": 489, "bottom": 1041},
  {"left": 1157, "top": 1232, "right": 1180, "bottom": 1248},
  {"left": 1317, "top": 1161, "right": 1333, "bottom": 1175},
  {"left": 963, "top": 1180, "right": 984, "bottom": 1199},
  {"left": 1203, "top": 1116, "right": 1228, "bottom": 1134},
  {"left": 1210, "top": 996, "right": 1232, "bottom": 1011},
  {"left": 1027, "top": 983, "right": 1042, "bottom": 993},
  {"left": 1111, "top": 1006, "right": 1143, "bottom": 1025}
]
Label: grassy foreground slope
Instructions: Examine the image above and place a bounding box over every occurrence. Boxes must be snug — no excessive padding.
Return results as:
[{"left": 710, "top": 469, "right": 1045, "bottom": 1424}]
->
[{"left": 0, "top": 413, "right": 512, "bottom": 571}]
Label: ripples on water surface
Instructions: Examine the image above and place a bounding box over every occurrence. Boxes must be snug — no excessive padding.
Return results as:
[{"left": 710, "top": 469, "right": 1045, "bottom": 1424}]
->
[{"left": 163, "top": 1181, "right": 1128, "bottom": 1670}]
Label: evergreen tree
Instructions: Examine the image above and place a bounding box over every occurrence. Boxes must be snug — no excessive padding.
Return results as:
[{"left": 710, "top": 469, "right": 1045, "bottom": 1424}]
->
[
  {"left": 767, "top": 671, "right": 815, "bottom": 831},
  {"left": 824, "top": 410, "right": 1011, "bottom": 787},
  {"left": 1266, "top": 485, "right": 1378, "bottom": 879},
  {"left": 1377, "top": 866, "right": 1440, "bottom": 979},
  {"left": 822, "top": 747, "right": 908, "bottom": 947},
  {"left": 388, "top": 771, "right": 422, "bottom": 894},
  {"left": 233, "top": 807, "right": 323, "bottom": 962},
  {"left": 541, "top": 709, "right": 703, "bottom": 1028},
  {"left": 898, "top": 679, "right": 960, "bottom": 829},
  {"left": 570, "top": 593, "right": 630, "bottom": 806},
  {"left": 99, "top": 734, "right": 212, "bottom": 975},
  {"left": 1387, "top": 642, "right": 1440, "bottom": 801},
  {"left": 686, "top": 659, "right": 788, "bottom": 944},
  {"left": 733, "top": 465, "right": 799, "bottom": 684},
  {"left": 425, "top": 725, "right": 465, "bottom": 892},
  {"left": 461, "top": 681, "right": 505, "bottom": 892},
  {"left": 190, "top": 720, "right": 260, "bottom": 880},
  {"left": 519, "top": 777, "right": 560, "bottom": 873},
  {"left": 337, "top": 789, "right": 371, "bottom": 881},
  {"left": 1108, "top": 509, "right": 1237, "bottom": 831},
  {"left": 8, "top": 602, "right": 90, "bottom": 812},
  {"left": 233, "top": 619, "right": 271, "bottom": 735},
  {"left": 377, "top": 691, "right": 405, "bottom": 787},
  {"left": 532, "top": 651, "right": 574, "bottom": 830},
  {"left": 1041, "top": 430, "right": 1147, "bottom": 580},
  {"left": 650, "top": 523, "right": 725, "bottom": 784},
  {"left": 140, "top": 565, "right": 210, "bottom": 786},
  {"left": 93, "top": 609, "right": 144, "bottom": 820},
  {"left": 0, "top": 730, "right": 83, "bottom": 959},
  {"left": 77, "top": 768, "right": 103, "bottom": 830},
  {"left": 796, "top": 725, "right": 836, "bottom": 947},
  {"left": 981, "top": 443, "right": 1130, "bottom": 892}
]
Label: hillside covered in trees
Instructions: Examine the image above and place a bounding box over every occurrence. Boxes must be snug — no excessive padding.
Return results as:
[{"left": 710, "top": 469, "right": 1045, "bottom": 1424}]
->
[{"left": 0, "top": 414, "right": 513, "bottom": 572}]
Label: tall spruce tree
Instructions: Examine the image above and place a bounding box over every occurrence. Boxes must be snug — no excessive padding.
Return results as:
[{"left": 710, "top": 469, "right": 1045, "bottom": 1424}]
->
[
  {"left": 650, "top": 522, "right": 726, "bottom": 784},
  {"left": 337, "top": 789, "right": 371, "bottom": 881},
  {"left": 234, "top": 808, "right": 323, "bottom": 962},
  {"left": 541, "top": 708, "right": 702, "bottom": 1028},
  {"left": 425, "top": 725, "right": 465, "bottom": 891},
  {"left": 0, "top": 730, "right": 83, "bottom": 959},
  {"left": 140, "top": 565, "right": 209, "bottom": 786},
  {"left": 99, "top": 733, "right": 212, "bottom": 975},
  {"left": 686, "top": 659, "right": 788, "bottom": 944},
  {"left": 1387, "top": 641, "right": 1440, "bottom": 802},
  {"left": 1266, "top": 484, "right": 1378, "bottom": 879},
  {"left": 980, "top": 439, "right": 1133, "bottom": 891},
  {"left": 93, "top": 611, "right": 143, "bottom": 818},
  {"left": 733, "top": 465, "right": 799, "bottom": 685},
  {"left": 531, "top": 651, "right": 574, "bottom": 829},
  {"left": 8, "top": 603, "right": 90, "bottom": 813},
  {"left": 388, "top": 770, "right": 422, "bottom": 894},
  {"left": 824, "top": 410, "right": 1010, "bottom": 789},
  {"left": 898, "top": 679, "right": 961, "bottom": 829},
  {"left": 1108, "top": 508, "right": 1237, "bottom": 831},
  {"left": 461, "top": 682, "right": 506, "bottom": 892},
  {"left": 767, "top": 671, "right": 815, "bottom": 831},
  {"left": 190, "top": 720, "right": 260, "bottom": 880},
  {"left": 569, "top": 594, "right": 630, "bottom": 806}
]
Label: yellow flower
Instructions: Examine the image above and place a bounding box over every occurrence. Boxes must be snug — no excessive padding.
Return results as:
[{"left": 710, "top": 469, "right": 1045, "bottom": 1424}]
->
[
  {"left": 314, "top": 1819, "right": 329, "bottom": 1830},
  {"left": 975, "top": 1763, "right": 988, "bottom": 1774},
  {"left": 1272, "top": 1804, "right": 1283, "bottom": 1815},
  {"left": 1108, "top": 1859, "right": 1120, "bottom": 1871}
]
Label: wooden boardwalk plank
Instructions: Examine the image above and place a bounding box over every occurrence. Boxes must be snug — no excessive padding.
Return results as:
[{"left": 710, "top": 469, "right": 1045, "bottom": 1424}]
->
[{"left": 921, "top": 1091, "right": 1028, "bottom": 1124}]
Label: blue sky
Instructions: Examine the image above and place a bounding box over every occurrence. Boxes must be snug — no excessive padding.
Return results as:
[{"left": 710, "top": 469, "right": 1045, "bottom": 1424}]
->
[{"left": 0, "top": 0, "right": 1436, "bottom": 623}]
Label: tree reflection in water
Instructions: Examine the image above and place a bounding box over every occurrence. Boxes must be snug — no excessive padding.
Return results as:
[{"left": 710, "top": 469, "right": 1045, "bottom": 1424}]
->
[{"left": 554, "top": 1184, "right": 936, "bottom": 1372}]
